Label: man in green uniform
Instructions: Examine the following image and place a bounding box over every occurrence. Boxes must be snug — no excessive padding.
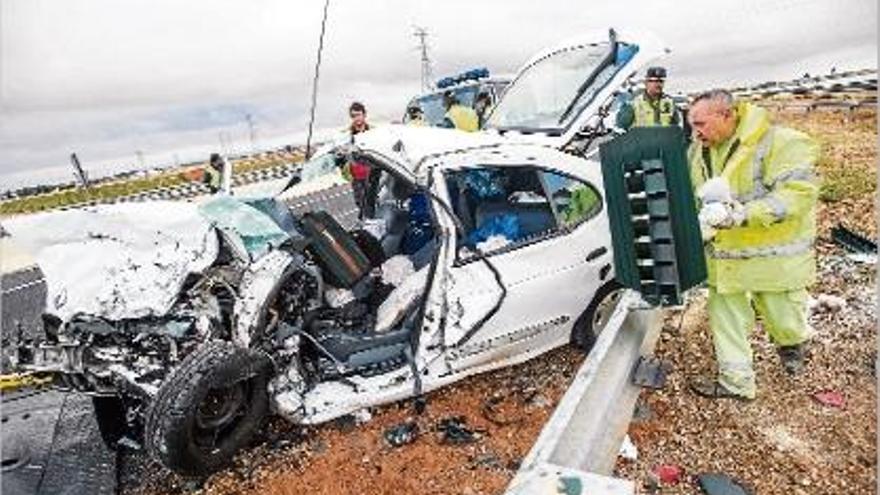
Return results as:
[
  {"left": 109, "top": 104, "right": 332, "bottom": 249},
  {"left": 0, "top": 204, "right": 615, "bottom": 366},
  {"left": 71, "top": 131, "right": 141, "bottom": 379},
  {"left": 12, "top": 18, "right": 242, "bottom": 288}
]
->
[
  {"left": 686, "top": 89, "right": 819, "bottom": 401},
  {"left": 617, "top": 66, "right": 681, "bottom": 129},
  {"left": 204, "top": 153, "right": 224, "bottom": 193}
]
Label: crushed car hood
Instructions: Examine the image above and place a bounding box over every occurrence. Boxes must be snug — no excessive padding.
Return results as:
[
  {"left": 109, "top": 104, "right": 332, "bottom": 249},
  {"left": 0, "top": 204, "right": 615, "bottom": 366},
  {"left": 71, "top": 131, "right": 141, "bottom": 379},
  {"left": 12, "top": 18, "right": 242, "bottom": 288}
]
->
[{"left": 3, "top": 201, "right": 219, "bottom": 323}]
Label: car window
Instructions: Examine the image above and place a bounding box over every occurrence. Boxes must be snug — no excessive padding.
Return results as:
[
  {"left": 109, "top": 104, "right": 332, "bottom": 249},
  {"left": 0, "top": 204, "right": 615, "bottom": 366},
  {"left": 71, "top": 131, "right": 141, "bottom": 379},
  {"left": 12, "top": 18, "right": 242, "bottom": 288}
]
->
[
  {"left": 540, "top": 170, "right": 602, "bottom": 228},
  {"left": 415, "top": 86, "right": 479, "bottom": 126},
  {"left": 486, "top": 42, "right": 635, "bottom": 131},
  {"left": 445, "top": 166, "right": 558, "bottom": 259}
]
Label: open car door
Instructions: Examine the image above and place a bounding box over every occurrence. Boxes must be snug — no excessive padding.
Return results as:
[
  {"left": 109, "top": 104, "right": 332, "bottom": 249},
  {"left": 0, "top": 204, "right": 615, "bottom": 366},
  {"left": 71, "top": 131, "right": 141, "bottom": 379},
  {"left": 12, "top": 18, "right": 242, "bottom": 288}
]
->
[{"left": 484, "top": 28, "right": 668, "bottom": 151}]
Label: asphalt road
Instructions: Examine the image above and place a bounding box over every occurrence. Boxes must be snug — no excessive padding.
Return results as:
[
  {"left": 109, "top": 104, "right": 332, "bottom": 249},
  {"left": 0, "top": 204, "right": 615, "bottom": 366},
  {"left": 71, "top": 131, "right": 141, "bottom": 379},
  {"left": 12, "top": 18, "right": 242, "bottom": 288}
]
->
[{"left": 0, "top": 183, "right": 358, "bottom": 495}]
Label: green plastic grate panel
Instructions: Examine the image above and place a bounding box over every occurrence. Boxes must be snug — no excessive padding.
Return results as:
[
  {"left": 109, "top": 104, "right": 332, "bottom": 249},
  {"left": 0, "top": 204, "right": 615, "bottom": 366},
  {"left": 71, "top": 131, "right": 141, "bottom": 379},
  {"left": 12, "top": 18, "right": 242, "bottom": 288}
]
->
[{"left": 599, "top": 127, "right": 706, "bottom": 305}]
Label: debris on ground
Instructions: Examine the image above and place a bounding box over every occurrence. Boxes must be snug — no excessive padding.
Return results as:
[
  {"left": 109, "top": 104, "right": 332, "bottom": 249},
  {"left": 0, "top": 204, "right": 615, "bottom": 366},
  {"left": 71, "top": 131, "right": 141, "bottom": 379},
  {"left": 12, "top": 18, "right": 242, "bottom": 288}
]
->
[
  {"left": 352, "top": 408, "right": 373, "bottom": 425},
  {"left": 809, "top": 293, "right": 847, "bottom": 313},
  {"left": 812, "top": 390, "right": 847, "bottom": 409},
  {"left": 696, "top": 472, "right": 752, "bottom": 495},
  {"left": 383, "top": 421, "right": 418, "bottom": 448},
  {"left": 652, "top": 463, "right": 684, "bottom": 485},
  {"left": 632, "top": 356, "right": 671, "bottom": 389},
  {"left": 831, "top": 224, "right": 877, "bottom": 253},
  {"left": 555, "top": 476, "right": 584, "bottom": 495},
  {"left": 481, "top": 394, "right": 524, "bottom": 426},
  {"left": 467, "top": 450, "right": 506, "bottom": 471},
  {"left": 618, "top": 434, "right": 638, "bottom": 461},
  {"left": 436, "top": 416, "right": 481, "bottom": 445}
]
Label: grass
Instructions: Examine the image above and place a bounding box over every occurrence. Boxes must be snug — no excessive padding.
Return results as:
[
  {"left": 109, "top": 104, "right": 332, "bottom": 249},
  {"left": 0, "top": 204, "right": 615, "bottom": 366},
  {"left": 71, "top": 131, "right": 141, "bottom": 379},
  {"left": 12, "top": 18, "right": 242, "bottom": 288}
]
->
[{"left": 774, "top": 108, "right": 877, "bottom": 204}]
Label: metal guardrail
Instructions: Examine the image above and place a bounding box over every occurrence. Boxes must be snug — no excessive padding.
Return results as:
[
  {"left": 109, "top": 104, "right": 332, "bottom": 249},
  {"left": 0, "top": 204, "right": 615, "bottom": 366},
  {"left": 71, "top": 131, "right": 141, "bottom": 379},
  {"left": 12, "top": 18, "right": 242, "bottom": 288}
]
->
[
  {"left": 678, "top": 69, "right": 878, "bottom": 114},
  {"left": 506, "top": 293, "right": 662, "bottom": 495},
  {"left": 53, "top": 162, "right": 302, "bottom": 211}
]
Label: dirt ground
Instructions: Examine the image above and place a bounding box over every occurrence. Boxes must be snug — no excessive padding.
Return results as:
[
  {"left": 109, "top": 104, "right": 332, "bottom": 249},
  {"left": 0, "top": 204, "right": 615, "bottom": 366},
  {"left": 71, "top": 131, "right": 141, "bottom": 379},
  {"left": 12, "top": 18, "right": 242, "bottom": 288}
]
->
[{"left": 132, "top": 107, "right": 877, "bottom": 495}]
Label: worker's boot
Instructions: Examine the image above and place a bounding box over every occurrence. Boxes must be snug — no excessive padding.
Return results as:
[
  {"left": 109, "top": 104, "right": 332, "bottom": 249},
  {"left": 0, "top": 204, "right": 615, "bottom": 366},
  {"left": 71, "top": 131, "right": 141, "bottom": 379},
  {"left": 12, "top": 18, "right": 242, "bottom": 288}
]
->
[
  {"left": 689, "top": 376, "right": 754, "bottom": 402},
  {"left": 777, "top": 344, "right": 806, "bottom": 376}
]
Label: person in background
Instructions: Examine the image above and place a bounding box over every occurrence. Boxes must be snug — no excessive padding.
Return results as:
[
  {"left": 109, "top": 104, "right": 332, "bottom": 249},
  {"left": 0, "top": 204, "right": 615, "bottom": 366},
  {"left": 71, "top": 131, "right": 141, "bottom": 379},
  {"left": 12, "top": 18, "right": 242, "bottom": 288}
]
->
[
  {"left": 405, "top": 104, "right": 428, "bottom": 126},
  {"left": 204, "top": 153, "right": 224, "bottom": 193},
  {"left": 686, "top": 89, "right": 819, "bottom": 401},
  {"left": 346, "top": 101, "right": 372, "bottom": 218},
  {"left": 616, "top": 66, "right": 681, "bottom": 129},
  {"left": 439, "top": 91, "right": 479, "bottom": 132}
]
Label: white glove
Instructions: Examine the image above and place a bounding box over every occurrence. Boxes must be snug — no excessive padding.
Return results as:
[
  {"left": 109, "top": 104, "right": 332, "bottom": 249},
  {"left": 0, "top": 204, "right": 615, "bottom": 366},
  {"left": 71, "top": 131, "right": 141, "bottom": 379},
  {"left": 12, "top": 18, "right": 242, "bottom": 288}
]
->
[
  {"left": 700, "top": 221, "right": 717, "bottom": 242},
  {"left": 699, "top": 202, "right": 731, "bottom": 228},
  {"left": 729, "top": 201, "right": 746, "bottom": 227},
  {"left": 699, "top": 201, "right": 746, "bottom": 230},
  {"left": 697, "top": 177, "right": 733, "bottom": 204}
]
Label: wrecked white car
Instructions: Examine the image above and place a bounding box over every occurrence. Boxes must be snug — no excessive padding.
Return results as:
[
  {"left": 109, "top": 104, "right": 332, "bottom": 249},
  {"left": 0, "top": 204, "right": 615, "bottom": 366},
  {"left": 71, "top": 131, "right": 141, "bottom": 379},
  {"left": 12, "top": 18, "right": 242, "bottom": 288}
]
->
[{"left": 3, "top": 29, "right": 664, "bottom": 475}]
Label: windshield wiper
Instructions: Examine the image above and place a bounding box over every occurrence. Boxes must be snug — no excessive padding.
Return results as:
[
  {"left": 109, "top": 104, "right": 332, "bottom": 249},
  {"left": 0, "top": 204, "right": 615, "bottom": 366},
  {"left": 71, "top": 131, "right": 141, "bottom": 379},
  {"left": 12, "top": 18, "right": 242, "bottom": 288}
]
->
[{"left": 556, "top": 29, "right": 619, "bottom": 125}]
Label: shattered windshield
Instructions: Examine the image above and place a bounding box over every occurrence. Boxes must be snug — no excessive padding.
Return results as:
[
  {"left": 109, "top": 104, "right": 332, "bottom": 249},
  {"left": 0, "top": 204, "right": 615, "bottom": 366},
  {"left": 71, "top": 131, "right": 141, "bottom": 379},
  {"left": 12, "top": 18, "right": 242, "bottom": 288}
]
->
[
  {"left": 486, "top": 42, "right": 634, "bottom": 131},
  {"left": 199, "top": 196, "right": 291, "bottom": 258}
]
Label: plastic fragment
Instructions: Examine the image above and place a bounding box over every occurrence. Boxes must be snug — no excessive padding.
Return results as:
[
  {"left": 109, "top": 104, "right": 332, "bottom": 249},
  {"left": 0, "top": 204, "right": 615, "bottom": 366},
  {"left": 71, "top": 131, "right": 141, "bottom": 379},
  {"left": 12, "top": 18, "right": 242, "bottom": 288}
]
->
[
  {"left": 813, "top": 390, "right": 846, "bottom": 409},
  {"left": 652, "top": 464, "right": 683, "bottom": 485}
]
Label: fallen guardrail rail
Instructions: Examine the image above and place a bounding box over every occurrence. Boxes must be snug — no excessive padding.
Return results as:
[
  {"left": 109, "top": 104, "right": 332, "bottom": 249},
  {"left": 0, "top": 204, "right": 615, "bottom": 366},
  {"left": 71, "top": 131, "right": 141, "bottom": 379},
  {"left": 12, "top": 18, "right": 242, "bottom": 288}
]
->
[{"left": 506, "top": 291, "right": 662, "bottom": 495}]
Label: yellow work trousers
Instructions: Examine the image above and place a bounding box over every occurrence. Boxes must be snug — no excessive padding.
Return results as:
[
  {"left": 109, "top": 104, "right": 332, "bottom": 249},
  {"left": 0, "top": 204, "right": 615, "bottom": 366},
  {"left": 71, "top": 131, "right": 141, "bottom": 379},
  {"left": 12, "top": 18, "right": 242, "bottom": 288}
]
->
[{"left": 708, "top": 288, "right": 813, "bottom": 398}]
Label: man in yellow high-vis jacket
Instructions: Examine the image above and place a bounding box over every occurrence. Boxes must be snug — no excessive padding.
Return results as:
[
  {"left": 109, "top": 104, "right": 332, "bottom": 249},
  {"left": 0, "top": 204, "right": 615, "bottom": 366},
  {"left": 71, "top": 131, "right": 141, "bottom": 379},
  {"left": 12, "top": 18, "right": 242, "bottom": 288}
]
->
[
  {"left": 686, "top": 89, "right": 819, "bottom": 401},
  {"left": 440, "top": 91, "right": 479, "bottom": 132}
]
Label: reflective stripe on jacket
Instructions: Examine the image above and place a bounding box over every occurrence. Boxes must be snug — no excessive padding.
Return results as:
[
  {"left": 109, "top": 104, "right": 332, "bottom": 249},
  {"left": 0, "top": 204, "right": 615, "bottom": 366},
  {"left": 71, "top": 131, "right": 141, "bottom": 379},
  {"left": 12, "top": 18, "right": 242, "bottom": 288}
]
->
[
  {"left": 688, "top": 101, "right": 820, "bottom": 293},
  {"left": 445, "top": 104, "right": 479, "bottom": 132},
  {"left": 632, "top": 93, "right": 679, "bottom": 127}
]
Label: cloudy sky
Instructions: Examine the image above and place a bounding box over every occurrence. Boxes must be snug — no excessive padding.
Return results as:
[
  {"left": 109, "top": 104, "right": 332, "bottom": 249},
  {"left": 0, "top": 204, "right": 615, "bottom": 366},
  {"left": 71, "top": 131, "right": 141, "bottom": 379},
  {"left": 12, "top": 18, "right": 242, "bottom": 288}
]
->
[{"left": 0, "top": 0, "right": 876, "bottom": 189}]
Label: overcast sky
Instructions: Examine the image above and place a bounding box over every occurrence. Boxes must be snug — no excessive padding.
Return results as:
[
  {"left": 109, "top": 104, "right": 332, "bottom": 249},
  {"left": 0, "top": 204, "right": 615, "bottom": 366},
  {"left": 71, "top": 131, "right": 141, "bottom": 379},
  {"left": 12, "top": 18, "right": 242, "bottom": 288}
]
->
[{"left": 0, "top": 0, "right": 876, "bottom": 189}]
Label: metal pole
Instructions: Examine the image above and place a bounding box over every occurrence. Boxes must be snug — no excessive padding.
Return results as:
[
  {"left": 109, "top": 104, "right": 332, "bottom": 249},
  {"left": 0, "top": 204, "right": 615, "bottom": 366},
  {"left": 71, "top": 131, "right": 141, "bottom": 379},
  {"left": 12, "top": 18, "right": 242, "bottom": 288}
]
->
[
  {"left": 414, "top": 26, "right": 433, "bottom": 93},
  {"left": 304, "top": 0, "right": 331, "bottom": 160},
  {"left": 69, "top": 153, "right": 90, "bottom": 189},
  {"left": 246, "top": 113, "right": 256, "bottom": 154}
]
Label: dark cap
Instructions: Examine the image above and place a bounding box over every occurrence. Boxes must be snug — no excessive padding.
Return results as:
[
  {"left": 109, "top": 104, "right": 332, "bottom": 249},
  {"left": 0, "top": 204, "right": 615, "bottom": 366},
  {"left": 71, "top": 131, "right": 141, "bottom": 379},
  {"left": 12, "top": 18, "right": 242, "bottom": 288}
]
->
[{"left": 646, "top": 66, "right": 667, "bottom": 80}]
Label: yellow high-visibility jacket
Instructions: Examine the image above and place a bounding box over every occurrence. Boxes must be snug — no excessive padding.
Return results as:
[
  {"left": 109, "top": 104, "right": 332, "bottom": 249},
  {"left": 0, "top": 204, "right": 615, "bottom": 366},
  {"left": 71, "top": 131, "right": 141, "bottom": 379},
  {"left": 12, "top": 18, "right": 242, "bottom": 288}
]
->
[
  {"left": 445, "top": 104, "right": 479, "bottom": 132},
  {"left": 632, "top": 93, "right": 678, "bottom": 127},
  {"left": 688, "top": 101, "right": 820, "bottom": 293}
]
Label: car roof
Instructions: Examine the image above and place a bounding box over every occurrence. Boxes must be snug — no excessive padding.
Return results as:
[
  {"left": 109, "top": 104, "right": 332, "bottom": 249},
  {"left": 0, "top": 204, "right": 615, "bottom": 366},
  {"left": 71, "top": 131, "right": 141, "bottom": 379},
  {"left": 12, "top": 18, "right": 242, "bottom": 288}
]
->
[{"left": 354, "top": 125, "right": 603, "bottom": 186}]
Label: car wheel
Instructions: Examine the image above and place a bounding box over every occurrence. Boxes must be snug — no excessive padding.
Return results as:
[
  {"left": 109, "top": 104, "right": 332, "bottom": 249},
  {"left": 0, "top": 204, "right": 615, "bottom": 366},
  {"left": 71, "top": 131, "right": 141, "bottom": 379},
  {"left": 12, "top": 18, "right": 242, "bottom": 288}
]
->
[
  {"left": 145, "top": 341, "right": 272, "bottom": 476},
  {"left": 572, "top": 281, "right": 625, "bottom": 353}
]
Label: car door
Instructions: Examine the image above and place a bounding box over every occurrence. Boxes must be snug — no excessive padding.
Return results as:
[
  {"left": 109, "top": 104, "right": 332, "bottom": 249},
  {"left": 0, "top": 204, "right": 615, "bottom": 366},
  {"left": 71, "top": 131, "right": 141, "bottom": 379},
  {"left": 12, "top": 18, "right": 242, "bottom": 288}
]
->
[
  {"left": 483, "top": 28, "right": 667, "bottom": 151},
  {"left": 438, "top": 153, "right": 613, "bottom": 371}
]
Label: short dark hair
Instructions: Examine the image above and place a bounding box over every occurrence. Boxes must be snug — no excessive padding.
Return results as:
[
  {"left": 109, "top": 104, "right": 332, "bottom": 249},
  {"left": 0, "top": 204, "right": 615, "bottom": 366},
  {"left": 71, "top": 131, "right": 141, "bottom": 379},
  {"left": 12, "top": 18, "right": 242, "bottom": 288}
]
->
[{"left": 349, "top": 101, "right": 366, "bottom": 114}]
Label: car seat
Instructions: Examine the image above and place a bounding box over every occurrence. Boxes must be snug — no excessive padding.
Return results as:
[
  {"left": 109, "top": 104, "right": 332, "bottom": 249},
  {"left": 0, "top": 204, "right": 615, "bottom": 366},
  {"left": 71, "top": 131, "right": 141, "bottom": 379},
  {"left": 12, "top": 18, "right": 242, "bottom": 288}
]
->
[
  {"left": 473, "top": 200, "right": 556, "bottom": 239},
  {"left": 300, "top": 211, "right": 372, "bottom": 288}
]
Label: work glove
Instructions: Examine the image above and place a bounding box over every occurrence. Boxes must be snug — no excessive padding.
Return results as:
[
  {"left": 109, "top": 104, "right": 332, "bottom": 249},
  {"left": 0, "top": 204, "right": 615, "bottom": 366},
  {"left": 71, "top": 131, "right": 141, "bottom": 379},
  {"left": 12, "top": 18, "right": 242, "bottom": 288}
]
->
[
  {"left": 697, "top": 177, "right": 744, "bottom": 242},
  {"left": 697, "top": 177, "right": 734, "bottom": 204},
  {"left": 699, "top": 201, "right": 746, "bottom": 232}
]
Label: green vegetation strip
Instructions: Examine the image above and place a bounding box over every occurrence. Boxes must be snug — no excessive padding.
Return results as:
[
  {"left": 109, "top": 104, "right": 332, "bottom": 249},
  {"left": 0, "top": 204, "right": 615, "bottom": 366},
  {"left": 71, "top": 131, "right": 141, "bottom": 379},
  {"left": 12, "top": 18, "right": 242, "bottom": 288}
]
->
[{"left": 1, "top": 155, "right": 301, "bottom": 216}]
